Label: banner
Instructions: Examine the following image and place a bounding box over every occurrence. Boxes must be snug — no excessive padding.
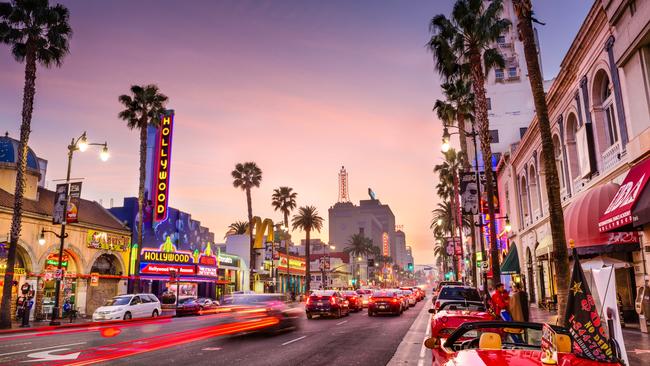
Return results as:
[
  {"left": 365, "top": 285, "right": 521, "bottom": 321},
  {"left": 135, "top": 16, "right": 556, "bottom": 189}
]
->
[
  {"left": 564, "top": 251, "right": 615, "bottom": 362},
  {"left": 459, "top": 172, "right": 479, "bottom": 215},
  {"left": 479, "top": 171, "right": 499, "bottom": 214},
  {"left": 52, "top": 184, "right": 68, "bottom": 224},
  {"left": 66, "top": 182, "right": 82, "bottom": 223},
  {"left": 86, "top": 230, "right": 130, "bottom": 252},
  {"left": 153, "top": 110, "right": 175, "bottom": 222},
  {"left": 90, "top": 272, "right": 99, "bottom": 287}
]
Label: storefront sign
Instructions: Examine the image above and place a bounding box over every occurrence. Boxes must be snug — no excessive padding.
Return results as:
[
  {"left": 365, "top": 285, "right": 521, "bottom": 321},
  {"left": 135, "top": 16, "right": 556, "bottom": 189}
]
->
[
  {"left": 277, "top": 254, "right": 306, "bottom": 274},
  {"left": 599, "top": 158, "right": 650, "bottom": 232},
  {"left": 153, "top": 110, "right": 175, "bottom": 223},
  {"left": 140, "top": 263, "right": 195, "bottom": 275},
  {"left": 197, "top": 265, "right": 218, "bottom": 277},
  {"left": 142, "top": 250, "right": 191, "bottom": 264},
  {"left": 198, "top": 255, "right": 217, "bottom": 266},
  {"left": 46, "top": 253, "right": 69, "bottom": 269},
  {"left": 218, "top": 254, "right": 240, "bottom": 268},
  {"left": 86, "top": 230, "right": 130, "bottom": 252},
  {"left": 90, "top": 272, "right": 99, "bottom": 287},
  {"left": 0, "top": 265, "right": 25, "bottom": 276}
]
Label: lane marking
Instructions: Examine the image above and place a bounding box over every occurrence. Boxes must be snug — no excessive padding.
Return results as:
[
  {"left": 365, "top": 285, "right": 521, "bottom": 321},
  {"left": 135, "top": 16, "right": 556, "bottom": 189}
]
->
[
  {"left": 281, "top": 335, "right": 306, "bottom": 346},
  {"left": 0, "top": 342, "right": 86, "bottom": 357},
  {"left": 201, "top": 347, "right": 222, "bottom": 351},
  {"left": 335, "top": 320, "right": 348, "bottom": 325},
  {"left": 417, "top": 359, "right": 424, "bottom": 366},
  {"left": 23, "top": 348, "right": 81, "bottom": 363}
]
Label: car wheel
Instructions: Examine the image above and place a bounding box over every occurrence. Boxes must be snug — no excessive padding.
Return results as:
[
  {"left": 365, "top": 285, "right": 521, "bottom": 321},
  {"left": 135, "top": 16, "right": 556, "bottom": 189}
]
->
[
  {"left": 345, "top": 308, "right": 350, "bottom": 317},
  {"left": 306, "top": 313, "right": 312, "bottom": 319},
  {"left": 152, "top": 310, "right": 159, "bottom": 318},
  {"left": 368, "top": 311, "right": 373, "bottom": 317},
  {"left": 123, "top": 312, "right": 132, "bottom": 320}
]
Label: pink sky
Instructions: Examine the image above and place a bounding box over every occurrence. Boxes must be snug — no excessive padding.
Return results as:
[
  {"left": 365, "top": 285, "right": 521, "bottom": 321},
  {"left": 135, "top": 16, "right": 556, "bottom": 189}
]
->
[{"left": 0, "top": 0, "right": 590, "bottom": 265}]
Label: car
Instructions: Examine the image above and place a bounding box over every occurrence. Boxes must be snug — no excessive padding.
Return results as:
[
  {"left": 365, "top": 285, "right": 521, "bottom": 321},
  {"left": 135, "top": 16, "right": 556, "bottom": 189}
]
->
[
  {"left": 432, "top": 281, "right": 463, "bottom": 302},
  {"left": 355, "top": 289, "right": 373, "bottom": 308},
  {"left": 402, "top": 289, "right": 417, "bottom": 307},
  {"left": 223, "top": 293, "right": 302, "bottom": 331},
  {"left": 433, "top": 285, "right": 481, "bottom": 313},
  {"left": 92, "top": 293, "right": 161, "bottom": 321},
  {"left": 176, "top": 297, "right": 201, "bottom": 316},
  {"left": 368, "top": 289, "right": 402, "bottom": 316},
  {"left": 401, "top": 286, "right": 424, "bottom": 302},
  {"left": 427, "top": 301, "right": 494, "bottom": 343},
  {"left": 305, "top": 290, "right": 350, "bottom": 319},
  {"left": 394, "top": 290, "right": 409, "bottom": 311},
  {"left": 424, "top": 321, "right": 624, "bottom": 366},
  {"left": 342, "top": 290, "right": 363, "bottom": 312},
  {"left": 196, "top": 297, "right": 219, "bottom": 313}
]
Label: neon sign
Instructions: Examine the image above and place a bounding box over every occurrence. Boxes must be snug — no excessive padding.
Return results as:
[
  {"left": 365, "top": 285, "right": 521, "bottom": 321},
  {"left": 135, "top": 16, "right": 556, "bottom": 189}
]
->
[
  {"left": 382, "top": 232, "right": 390, "bottom": 257},
  {"left": 153, "top": 110, "right": 175, "bottom": 222}
]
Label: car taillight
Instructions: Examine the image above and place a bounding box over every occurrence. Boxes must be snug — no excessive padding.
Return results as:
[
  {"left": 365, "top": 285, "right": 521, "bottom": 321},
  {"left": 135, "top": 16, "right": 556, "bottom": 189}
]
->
[
  {"left": 391, "top": 298, "right": 399, "bottom": 303},
  {"left": 368, "top": 298, "right": 374, "bottom": 304},
  {"left": 306, "top": 297, "right": 311, "bottom": 305},
  {"left": 330, "top": 296, "right": 336, "bottom": 305},
  {"left": 435, "top": 301, "right": 440, "bottom": 309}
]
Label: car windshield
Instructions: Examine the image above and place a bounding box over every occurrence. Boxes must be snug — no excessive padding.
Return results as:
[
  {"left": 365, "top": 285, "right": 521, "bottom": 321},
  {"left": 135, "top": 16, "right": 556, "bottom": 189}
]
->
[
  {"left": 438, "top": 287, "right": 481, "bottom": 301},
  {"left": 444, "top": 323, "right": 549, "bottom": 352},
  {"left": 439, "top": 302, "right": 485, "bottom": 311},
  {"left": 104, "top": 297, "right": 131, "bottom": 306},
  {"left": 310, "top": 291, "right": 335, "bottom": 297},
  {"left": 372, "top": 291, "right": 395, "bottom": 297}
]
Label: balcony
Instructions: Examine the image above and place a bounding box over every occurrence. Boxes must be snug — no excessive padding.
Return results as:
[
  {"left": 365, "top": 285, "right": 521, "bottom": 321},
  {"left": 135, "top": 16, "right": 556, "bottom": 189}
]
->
[{"left": 602, "top": 142, "right": 622, "bottom": 172}]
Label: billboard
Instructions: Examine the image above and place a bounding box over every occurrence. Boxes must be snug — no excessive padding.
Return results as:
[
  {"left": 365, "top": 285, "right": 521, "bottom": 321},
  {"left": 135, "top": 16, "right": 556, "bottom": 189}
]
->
[{"left": 153, "top": 110, "right": 175, "bottom": 223}]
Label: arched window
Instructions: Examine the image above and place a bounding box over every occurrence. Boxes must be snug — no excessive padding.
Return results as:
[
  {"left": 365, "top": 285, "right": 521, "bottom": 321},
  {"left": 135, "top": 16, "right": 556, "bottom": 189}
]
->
[
  {"left": 528, "top": 165, "right": 539, "bottom": 219},
  {"left": 552, "top": 135, "right": 565, "bottom": 190},
  {"left": 520, "top": 175, "right": 530, "bottom": 225},
  {"left": 565, "top": 113, "right": 581, "bottom": 182},
  {"left": 593, "top": 69, "right": 619, "bottom": 148},
  {"left": 91, "top": 254, "right": 121, "bottom": 275}
]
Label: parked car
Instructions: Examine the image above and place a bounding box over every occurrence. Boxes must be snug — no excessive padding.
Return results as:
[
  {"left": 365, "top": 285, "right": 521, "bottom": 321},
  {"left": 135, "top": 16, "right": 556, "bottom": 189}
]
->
[
  {"left": 428, "top": 301, "right": 494, "bottom": 344},
  {"left": 342, "top": 291, "right": 363, "bottom": 312},
  {"left": 433, "top": 285, "right": 482, "bottom": 313},
  {"left": 368, "top": 289, "right": 402, "bottom": 316},
  {"left": 176, "top": 297, "right": 202, "bottom": 316},
  {"left": 305, "top": 290, "right": 350, "bottom": 319},
  {"left": 92, "top": 293, "right": 161, "bottom": 321},
  {"left": 432, "top": 281, "right": 462, "bottom": 302}
]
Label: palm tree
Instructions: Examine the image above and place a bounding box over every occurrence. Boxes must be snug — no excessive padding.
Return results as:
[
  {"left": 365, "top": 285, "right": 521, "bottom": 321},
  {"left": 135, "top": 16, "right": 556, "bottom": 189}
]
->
[
  {"left": 428, "top": 0, "right": 510, "bottom": 282},
  {"left": 434, "top": 78, "right": 474, "bottom": 165},
  {"left": 0, "top": 0, "right": 72, "bottom": 329},
  {"left": 345, "top": 233, "right": 374, "bottom": 288},
  {"left": 291, "top": 206, "right": 324, "bottom": 294},
  {"left": 231, "top": 162, "right": 262, "bottom": 289},
  {"left": 271, "top": 187, "right": 297, "bottom": 228},
  {"left": 512, "top": 0, "right": 570, "bottom": 325},
  {"left": 225, "top": 221, "right": 249, "bottom": 237},
  {"left": 118, "top": 84, "right": 168, "bottom": 292}
]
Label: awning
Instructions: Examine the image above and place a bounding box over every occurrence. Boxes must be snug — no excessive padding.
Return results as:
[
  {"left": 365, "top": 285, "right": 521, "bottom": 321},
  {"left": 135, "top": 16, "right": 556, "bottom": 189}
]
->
[
  {"left": 565, "top": 183, "right": 639, "bottom": 255},
  {"left": 599, "top": 157, "right": 650, "bottom": 232},
  {"left": 500, "top": 245, "right": 520, "bottom": 274},
  {"left": 580, "top": 257, "right": 631, "bottom": 271},
  {"left": 535, "top": 235, "right": 553, "bottom": 258}
]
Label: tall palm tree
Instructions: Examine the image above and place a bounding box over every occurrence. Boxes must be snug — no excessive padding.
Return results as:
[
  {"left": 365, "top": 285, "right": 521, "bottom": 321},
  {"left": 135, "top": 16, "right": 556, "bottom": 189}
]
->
[
  {"left": 225, "top": 221, "right": 249, "bottom": 237},
  {"left": 428, "top": 0, "right": 510, "bottom": 282},
  {"left": 231, "top": 162, "right": 262, "bottom": 289},
  {"left": 434, "top": 78, "right": 474, "bottom": 165},
  {"left": 271, "top": 186, "right": 297, "bottom": 228},
  {"left": 512, "top": 0, "right": 570, "bottom": 325},
  {"left": 345, "top": 233, "right": 374, "bottom": 288},
  {"left": 118, "top": 84, "right": 168, "bottom": 292},
  {"left": 291, "top": 206, "right": 324, "bottom": 294},
  {"left": 0, "top": 0, "right": 72, "bottom": 329}
]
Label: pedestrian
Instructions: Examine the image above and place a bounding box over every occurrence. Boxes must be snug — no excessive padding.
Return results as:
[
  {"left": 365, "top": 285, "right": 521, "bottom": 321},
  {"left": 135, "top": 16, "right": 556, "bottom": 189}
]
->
[
  {"left": 490, "top": 282, "right": 510, "bottom": 319},
  {"left": 509, "top": 282, "right": 525, "bottom": 322}
]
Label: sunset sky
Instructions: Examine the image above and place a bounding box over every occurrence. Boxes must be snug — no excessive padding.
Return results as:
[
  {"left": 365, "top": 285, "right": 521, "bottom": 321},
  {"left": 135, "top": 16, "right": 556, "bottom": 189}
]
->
[{"left": 0, "top": 0, "right": 591, "bottom": 265}]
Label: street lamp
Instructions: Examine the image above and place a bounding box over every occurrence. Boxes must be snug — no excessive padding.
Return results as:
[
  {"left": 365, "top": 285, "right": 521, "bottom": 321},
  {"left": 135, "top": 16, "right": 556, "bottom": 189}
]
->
[
  {"left": 441, "top": 127, "right": 451, "bottom": 153},
  {"left": 48, "top": 132, "right": 109, "bottom": 326},
  {"left": 504, "top": 215, "right": 512, "bottom": 233}
]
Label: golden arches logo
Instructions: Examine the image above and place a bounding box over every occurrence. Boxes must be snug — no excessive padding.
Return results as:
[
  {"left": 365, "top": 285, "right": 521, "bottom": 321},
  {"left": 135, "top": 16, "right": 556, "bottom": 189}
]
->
[{"left": 246, "top": 217, "right": 274, "bottom": 249}]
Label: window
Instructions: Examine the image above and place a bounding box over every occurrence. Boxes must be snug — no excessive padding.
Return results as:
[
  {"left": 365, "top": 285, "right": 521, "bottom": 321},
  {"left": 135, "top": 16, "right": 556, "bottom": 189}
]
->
[
  {"left": 508, "top": 67, "right": 518, "bottom": 78},
  {"left": 497, "top": 36, "right": 506, "bottom": 44},
  {"left": 519, "top": 127, "right": 528, "bottom": 138},
  {"left": 605, "top": 104, "right": 618, "bottom": 145},
  {"left": 486, "top": 98, "right": 492, "bottom": 110},
  {"left": 130, "top": 296, "right": 142, "bottom": 305},
  {"left": 489, "top": 130, "right": 500, "bottom": 143},
  {"left": 495, "top": 69, "right": 504, "bottom": 80}
]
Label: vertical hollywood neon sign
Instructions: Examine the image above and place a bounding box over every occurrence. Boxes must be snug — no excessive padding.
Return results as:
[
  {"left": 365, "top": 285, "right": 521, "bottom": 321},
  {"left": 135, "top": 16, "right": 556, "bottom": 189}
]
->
[
  {"left": 382, "top": 232, "right": 390, "bottom": 257},
  {"left": 154, "top": 110, "right": 174, "bottom": 222}
]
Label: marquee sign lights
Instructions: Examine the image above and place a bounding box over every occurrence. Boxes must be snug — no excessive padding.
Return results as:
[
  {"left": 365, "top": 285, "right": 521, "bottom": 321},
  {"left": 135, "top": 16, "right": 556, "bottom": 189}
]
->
[
  {"left": 153, "top": 110, "right": 175, "bottom": 222},
  {"left": 382, "top": 232, "right": 390, "bottom": 257}
]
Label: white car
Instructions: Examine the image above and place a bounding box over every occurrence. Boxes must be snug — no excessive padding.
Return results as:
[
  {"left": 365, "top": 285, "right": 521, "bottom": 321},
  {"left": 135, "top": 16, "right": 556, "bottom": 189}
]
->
[{"left": 93, "top": 293, "right": 161, "bottom": 321}]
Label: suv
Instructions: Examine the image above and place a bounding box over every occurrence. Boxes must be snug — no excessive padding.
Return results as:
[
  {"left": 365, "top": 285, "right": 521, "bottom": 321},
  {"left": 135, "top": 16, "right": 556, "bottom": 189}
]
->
[
  {"left": 432, "top": 285, "right": 481, "bottom": 313},
  {"left": 93, "top": 293, "right": 161, "bottom": 321},
  {"left": 305, "top": 290, "right": 350, "bottom": 319}
]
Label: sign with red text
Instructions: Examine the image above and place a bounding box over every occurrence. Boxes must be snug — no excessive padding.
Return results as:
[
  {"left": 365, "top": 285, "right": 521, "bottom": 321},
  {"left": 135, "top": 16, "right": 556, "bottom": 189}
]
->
[
  {"left": 197, "top": 265, "right": 218, "bottom": 277},
  {"left": 153, "top": 110, "right": 175, "bottom": 222},
  {"left": 599, "top": 158, "right": 650, "bottom": 232},
  {"left": 139, "top": 263, "right": 195, "bottom": 276}
]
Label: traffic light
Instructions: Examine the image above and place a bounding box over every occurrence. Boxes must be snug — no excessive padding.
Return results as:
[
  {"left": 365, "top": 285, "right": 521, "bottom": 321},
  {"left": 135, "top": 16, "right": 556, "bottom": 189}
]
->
[{"left": 407, "top": 263, "right": 413, "bottom": 272}]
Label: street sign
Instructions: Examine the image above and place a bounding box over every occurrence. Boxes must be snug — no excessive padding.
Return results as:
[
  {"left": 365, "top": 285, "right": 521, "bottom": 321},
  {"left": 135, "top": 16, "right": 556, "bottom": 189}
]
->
[
  {"left": 481, "top": 262, "right": 489, "bottom": 271},
  {"left": 54, "top": 269, "right": 64, "bottom": 280}
]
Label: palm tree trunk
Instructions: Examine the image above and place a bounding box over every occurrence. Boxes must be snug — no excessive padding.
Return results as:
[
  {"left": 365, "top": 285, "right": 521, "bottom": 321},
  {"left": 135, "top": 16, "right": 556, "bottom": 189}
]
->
[
  {"left": 305, "top": 229, "right": 311, "bottom": 294},
  {"left": 469, "top": 50, "right": 501, "bottom": 284},
  {"left": 246, "top": 188, "right": 254, "bottom": 291},
  {"left": 457, "top": 114, "right": 470, "bottom": 170},
  {"left": 0, "top": 43, "right": 36, "bottom": 329},
  {"left": 515, "top": 2, "right": 570, "bottom": 325},
  {"left": 134, "top": 121, "right": 148, "bottom": 293}
]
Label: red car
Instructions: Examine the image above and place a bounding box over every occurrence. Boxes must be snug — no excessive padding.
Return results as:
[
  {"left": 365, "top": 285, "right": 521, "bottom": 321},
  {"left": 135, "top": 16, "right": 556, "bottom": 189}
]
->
[
  {"left": 428, "top": 301, "right": 494, "bottom": 343},
  {"left": 305, "top": 290, "right": 350, "bottom": 319},
  {"left": 342, "top": 290, "right": 363, "bottom": 312},
  {"left": 368, "top": 289, "right": 402, "bottom": 316},
  {"left": 425, "top": 321, "right": 624, "bottom": 366}
]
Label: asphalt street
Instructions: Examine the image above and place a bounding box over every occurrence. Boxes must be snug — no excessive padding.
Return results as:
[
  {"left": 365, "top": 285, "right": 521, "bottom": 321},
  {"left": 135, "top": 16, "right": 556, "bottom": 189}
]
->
[{"left": 0, "top": 299, "right": 428, "bottom": 366}]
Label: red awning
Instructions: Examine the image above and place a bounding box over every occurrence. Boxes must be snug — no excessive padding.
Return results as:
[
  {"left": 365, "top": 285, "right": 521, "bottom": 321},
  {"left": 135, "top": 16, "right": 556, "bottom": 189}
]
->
[
  {"left": 599, "top": 157, "right": 650, "bottom": 232},
  {"left": 565, "top": 183, "right": 639, "bottom": 255}
]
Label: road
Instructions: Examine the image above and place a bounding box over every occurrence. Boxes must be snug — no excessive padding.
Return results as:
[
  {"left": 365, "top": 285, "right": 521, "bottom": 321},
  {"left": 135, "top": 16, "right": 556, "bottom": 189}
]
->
[{"left": 0, "top": 299, "right": 429, "bottom": 366}]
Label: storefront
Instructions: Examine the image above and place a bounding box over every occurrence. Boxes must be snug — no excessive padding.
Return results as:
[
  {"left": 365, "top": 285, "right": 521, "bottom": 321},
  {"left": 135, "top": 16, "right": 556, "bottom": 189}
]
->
[
  {"left": 217, "top": 252, "right": 241, "bottom": 300},
  {"left": 275, "top": 253, "right": 305, "bottom": 295}
]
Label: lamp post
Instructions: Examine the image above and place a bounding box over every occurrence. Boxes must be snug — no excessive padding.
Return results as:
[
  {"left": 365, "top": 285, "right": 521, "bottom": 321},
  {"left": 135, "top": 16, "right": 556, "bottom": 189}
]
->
[
  {"left": 45, "top": 132, "right": 108, "bottom": 326},
  {"left": 320, "top": 244, "right": 335, "bottom": 290}
]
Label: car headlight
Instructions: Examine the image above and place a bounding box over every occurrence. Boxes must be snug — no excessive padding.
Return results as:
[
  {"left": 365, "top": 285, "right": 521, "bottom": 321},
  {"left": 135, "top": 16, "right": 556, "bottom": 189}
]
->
[{"left": 110, "top": 308, "right": 124, "bottom": 313}]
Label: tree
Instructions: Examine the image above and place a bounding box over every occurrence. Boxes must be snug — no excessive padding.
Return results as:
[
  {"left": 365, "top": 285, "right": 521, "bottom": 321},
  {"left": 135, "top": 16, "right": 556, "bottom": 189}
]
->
[
  {"left": 291, "top": 206, "right": 323, "bottom": 294},
  {"left": 118, "top": 84, "right": 168, "bottom": 292},
  {"left": 428, "top": 0, "right": 510, "bottom": 283},
  {"left": 344, "top": 233, "right": 374, "bottom": 288},
  {"left": 231, "top": 162, "right": 262, "bottom": 290},
  {"left": 271, "top": 186, "right": 297, "bottom": 228},
  {"left": 434, "top": 78, "right": 474, "bottom": 165},
  {"left": 512, "top": 0, "right": 570, "bottom": 325},
  {"left": 0, "top": 0, "right": 72, "bottom": 329},
  {"left": 225, "top": 221, "right": 249, "bottom": 237}
]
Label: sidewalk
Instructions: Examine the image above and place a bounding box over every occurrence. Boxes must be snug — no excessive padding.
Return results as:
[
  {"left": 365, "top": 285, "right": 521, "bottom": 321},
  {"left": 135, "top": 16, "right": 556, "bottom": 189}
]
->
[
  {"left": 387, "top": 299, "right": 433, "bottom": 366},
  {"left": 530, "top": 304, "right": 650, "bottom": 365}
]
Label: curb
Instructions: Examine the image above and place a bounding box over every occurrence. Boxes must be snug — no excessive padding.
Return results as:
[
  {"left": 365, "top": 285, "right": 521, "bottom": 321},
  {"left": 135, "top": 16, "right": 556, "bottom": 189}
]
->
[{"left": 0, "top": 315, "right": 174, "bottom": 335}]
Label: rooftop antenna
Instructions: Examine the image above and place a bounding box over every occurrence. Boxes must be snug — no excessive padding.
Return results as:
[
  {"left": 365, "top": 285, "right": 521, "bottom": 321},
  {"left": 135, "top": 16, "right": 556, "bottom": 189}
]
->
[{"left": 338, "top": 166, "right": 350, "bottom": 203}]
